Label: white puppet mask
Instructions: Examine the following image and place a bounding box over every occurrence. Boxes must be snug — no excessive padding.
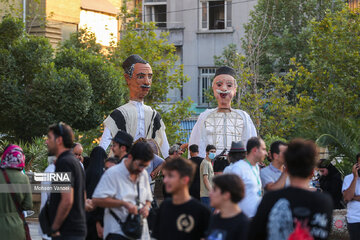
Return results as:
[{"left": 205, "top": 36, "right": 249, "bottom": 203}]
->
[{"left": 212, "top": 74, "right": 237, "bottom": 109}]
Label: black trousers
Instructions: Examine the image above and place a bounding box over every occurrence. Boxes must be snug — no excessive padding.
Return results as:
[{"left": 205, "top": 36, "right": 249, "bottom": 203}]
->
[
  {"left": 348, "top": 222, "right": 360, "bottom": 240},
  {"left": 105, "top": 233, "right": 129, "bottom": 240}
]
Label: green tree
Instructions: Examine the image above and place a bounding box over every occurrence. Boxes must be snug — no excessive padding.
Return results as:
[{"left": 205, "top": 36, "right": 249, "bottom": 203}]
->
[
  {"left": 0, "top": 16, "right": 123, "bottom": 141},
  {"left": 306, "top": 7, "right": 360, "bottom": 120},
  {"left": 243, "top": 0, "right": 343, "bottom": 77},
  {"left": 109, "top": 1, "right": 193, "bottom": 144},
  {"left": 55, "top": 44, "right": 124, "bottom": 131},
  {"left": 214, "top": 45, "right": 312, "bottom": 138}
]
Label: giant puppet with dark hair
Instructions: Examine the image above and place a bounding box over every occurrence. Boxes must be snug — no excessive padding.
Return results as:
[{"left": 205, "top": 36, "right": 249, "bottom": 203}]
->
[
  {"left": 189, "top": 66, "right": 257, "bottom": 157},
  {"left": 99, "top": 55, "right": 170, "bottom": 157}
]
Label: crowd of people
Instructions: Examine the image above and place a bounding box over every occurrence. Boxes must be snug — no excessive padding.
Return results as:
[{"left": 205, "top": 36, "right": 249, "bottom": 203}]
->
[
  {"left": 0, "top": 54, "right": 359, "bottom": 240},
  {"left": 2, "top": 122, "right": 360, "bottom": 240}
]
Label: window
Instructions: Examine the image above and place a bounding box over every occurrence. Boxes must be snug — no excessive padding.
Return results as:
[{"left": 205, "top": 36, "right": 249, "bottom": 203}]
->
[
  {"left": 199, "top": 68, "right": 216, "bottom": 104},
  {"left": 144, "top": 0, "right": 167, "bottom": 28},
  {"left": 200, "top": 0, "right": 232, "bottom": 30}
]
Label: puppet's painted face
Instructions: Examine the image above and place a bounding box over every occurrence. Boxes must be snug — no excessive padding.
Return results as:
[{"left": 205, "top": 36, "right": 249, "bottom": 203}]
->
[
  {"left": 212, "top": 74, "right": 237, "bottom": 109},
  {"left": 126, "top": 63, "right": 153, "bottom": 101}
]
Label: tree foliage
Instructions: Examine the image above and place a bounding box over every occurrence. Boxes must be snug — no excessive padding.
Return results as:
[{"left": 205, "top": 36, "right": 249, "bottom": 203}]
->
[
  {"left": 306, "top": 7, "right": 360, "bottom": 120},
  {"left": 0, "top": 15, "right": 124, "bottom": 140},
  {"left": 213, "top": 45, "right": 312, "bottom": 138},
  {"left": 108, "top": 1, "right": 193, "bottom": 144},
  {"left": 243, "top": 0, "right": 343, "bottom": 77}
]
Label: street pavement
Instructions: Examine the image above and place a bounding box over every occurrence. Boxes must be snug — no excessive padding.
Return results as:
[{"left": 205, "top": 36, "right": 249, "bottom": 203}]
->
[{"left": 28, "top": 220, "right": 42, "bottom": 240}]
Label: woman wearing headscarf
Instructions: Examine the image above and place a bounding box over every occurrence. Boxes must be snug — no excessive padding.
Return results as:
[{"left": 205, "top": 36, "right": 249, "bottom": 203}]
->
[
  {"left": 0, "top": 144, "right": 32, "bottom": 240},
  {"left": 86, "top": 146, "right": 107, "bottom": 240},
  {"left": 318, "top": 159, "right": 345, "bottom": 209}
]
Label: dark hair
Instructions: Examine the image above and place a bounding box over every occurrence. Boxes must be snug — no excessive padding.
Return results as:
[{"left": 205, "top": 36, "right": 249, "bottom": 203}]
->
[
  {"left": 270, "top": 141, "right": 287, "bottom": 159},
  {"left": 228, "top": 152, "right": 246, "bottom": 163},
  {"left": 48, "top": 122, "right": 74, "bottom": 149},
  {"left": 112, "top": 142, "right": 130, "bottom": 153},
  {"left": 72, "top": 142, "right": 82, "bottom": 149},
  {"left": 122, "top": 54, "right": 148, "bottom": 78},
  {"left": 189, "top": 144, "right": 199, "bottom": 153},
  {"left": 356, "top": 153, "right": 360, "bottom": 162},
  {"left": 206, "top": 144, "right": 216, "bottom": 153},
  {"left": 213, "top": 174, "right": 245, "bottom": 203},
  {"left": 163, "top": 157, "right": 196, "bottom": 184},
  {"left": 246, "top": 137, "right": 262, "bottom": 154},
  {"left": 129, "top": 142, "right": 154, "bottom": 162},
  {"left": 105, "top": 157, "right": 119, "bottom": 164},
  {"left": 285, "top": 139, "right": 318, "bottom": 178}
]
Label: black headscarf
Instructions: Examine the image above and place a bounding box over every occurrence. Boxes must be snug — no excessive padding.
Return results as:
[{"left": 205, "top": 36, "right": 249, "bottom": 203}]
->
[{"left": 85, "top": 146, "right": 107, "bottom": 199}]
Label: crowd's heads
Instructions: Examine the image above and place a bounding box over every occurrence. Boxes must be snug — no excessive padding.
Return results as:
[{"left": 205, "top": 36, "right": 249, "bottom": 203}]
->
[
  {"left": 206, "top": 144, "right": 216, "bottom": 160},
  {"left": 47, "top": 122, "right": 74, "bottom": 156},
  {"left": 72, "top": 142, "right": 84, "bottom": 162},
  {"left": 122, "top": 54, "right": 152, "bottom": 101},
  {"left": 189, "top": 144, "right": 199, "bottom": 157},
  {"left": 228, "top": 141, "right": 246, "bottom": 163},
  {"left": 189, "top": 144, "right": 199, "bottom": 153},
  {"left": 284, "top": 139, "right": 319, "bottom": 179},
  {"left": 169, "top": 144, "right": 181, "bottom": 157},
  {"left": 163, "top": 157, "right": 196, "bottom": 194},
  {"left": 246, "top": 137, "right": 267, "bottom": 162},
  {"left": 210, "top": 174, "right": 245, "bottom": 208},
  {"left": 212, "top": 66, "right": 237, "bottom": 109},
  {"left": 135, "top": 138, "right": 160, "bottom": 156},
  {"left": 111, "top": 131, "right": 133, "bottom": 159},
  {"left": 1, "top": 144, "right": 25, "bottom": 170},
  {"left": 105, "top": 157, "right": 119, "bottom": 170},
  {"left": 269, "top": 141, "right": 287, "bottom": 164},
  {"left": 127, "top": 141, "right": 154, "bottom": 175}
]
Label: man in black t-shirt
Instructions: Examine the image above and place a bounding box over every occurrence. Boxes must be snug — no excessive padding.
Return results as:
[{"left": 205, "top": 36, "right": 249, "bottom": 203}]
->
[
  {"left": 206, "top": 174, "right": 249, "bottom": 240},
  {"left": 46, "top": 123, "right": 87, "bottom": 239},
  {"left": 249, "top": 139, "right": 334, "bottom": 240},
  {"left": 189, "top": 144, "right": 203, "bottom": 200},
  {"left": 152, "top": 157, "right": 210, "bottom": 240}
]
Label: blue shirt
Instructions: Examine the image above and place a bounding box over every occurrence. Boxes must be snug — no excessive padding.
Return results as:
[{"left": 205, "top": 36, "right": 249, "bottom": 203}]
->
[
  {"left": 260, "top": 163, "right": 288, "bottom": 191},
  {"left": 146, "top": 154, "right": 165, "bottom": 182}
]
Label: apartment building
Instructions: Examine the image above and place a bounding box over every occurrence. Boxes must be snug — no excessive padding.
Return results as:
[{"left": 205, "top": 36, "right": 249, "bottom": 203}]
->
[{"left": 142, "top": 0, "right": 257, "bottom": 112}]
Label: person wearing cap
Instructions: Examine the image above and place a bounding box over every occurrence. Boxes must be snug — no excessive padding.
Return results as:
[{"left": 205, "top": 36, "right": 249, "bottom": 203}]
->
[
  {"left": 111, "top": 130, "right": 134, "bottom": 161},
  {"left": 223, "top": 141, "right": 246, "bottom": 174},
  {"left": 260, "top": 141, "right": 289, "bottom": 192},
  {"left": 188, "top": 66, "right": 257, "bottom": 158},
  {"left": 99, "top": 54, "right": 170, "bottom": 158},
  {"left": 0, "top": 144, "right": 32, "bottom": 240}
]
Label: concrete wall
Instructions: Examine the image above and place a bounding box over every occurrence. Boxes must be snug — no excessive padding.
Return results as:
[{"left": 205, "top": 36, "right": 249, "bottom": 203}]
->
[{"left": 46, "top": 0, "right": 81, "bottom": 24}]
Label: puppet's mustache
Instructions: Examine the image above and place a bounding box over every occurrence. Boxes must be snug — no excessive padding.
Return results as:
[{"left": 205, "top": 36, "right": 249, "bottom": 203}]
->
[{"left": 216, "top": 90, "right": 230, "bottom": 94}]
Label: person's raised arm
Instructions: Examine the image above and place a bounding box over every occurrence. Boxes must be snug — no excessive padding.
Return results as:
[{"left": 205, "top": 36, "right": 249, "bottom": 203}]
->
[
  {"left": 343, "top": 164, "right": 359, "bottom": 202},
  {"left": 265, "top": 170, "right": 288, "bottom": 191}
]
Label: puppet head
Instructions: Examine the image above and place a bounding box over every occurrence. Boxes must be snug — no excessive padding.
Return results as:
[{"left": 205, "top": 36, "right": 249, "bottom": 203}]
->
[
  {"left": 212, "top": 66, "right": 237, "bottom": 109},
  {"left": 122, "top": 54, "right": 153, "bottom": 101}
]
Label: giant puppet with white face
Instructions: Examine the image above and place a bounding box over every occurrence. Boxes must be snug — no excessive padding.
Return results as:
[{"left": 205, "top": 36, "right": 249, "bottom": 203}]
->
[
  {"left": 189, "top": 66, "right": 257, "bottom": 157},
  {"left": 99, "top": 54, "right": 169, "bottom": 157}
]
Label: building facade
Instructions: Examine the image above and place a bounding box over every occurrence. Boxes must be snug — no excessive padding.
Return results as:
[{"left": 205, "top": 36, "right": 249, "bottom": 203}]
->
[{"left": 142, "top": 0, "right": 258, "bottom": 111}]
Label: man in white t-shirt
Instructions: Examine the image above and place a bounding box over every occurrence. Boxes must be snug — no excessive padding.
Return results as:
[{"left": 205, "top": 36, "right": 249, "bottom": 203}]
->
[
  {"left": 342, "top": 153, "right": 360, "bottom": 240},
  {"left": 228, "top": 137, "right": 267, "bottom": 217},
  {"left": 92, "top": 142, "right": 154, "bottom": 240}
]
